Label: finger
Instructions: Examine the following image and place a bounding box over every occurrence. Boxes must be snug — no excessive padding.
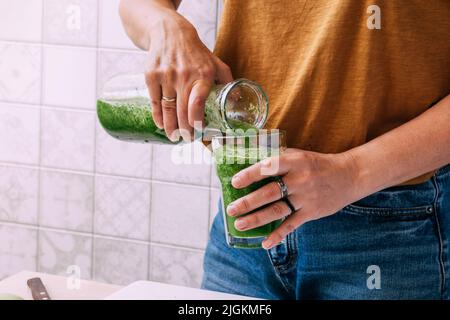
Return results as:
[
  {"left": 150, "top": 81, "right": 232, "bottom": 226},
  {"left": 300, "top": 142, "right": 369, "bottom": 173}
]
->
[
  {"left": 227, "top": 176, "right": 295, "bottom": 216},
  {"left": 213, "top": 57, "right": 233, "bottom": 84},
  {"left": 233, "top": 199, "right": 294, "bottom": 231},
  {"left": 145, "top": 72, "right": 163, "bottom": 129},
  {"left": 176, "top": 86, "right": 193, "bottom": 141},
  {"left": 232, "top": 155, "right": 291, "bottom": 189},
  {"left": 262, "top": 211, "right": 310, "bottom": 250},
  {"left": 161, "top": 80, "right": 179, "bottom": 142},
  {"left": 188, "top": 79, "right": 212, "bottom": 128}
]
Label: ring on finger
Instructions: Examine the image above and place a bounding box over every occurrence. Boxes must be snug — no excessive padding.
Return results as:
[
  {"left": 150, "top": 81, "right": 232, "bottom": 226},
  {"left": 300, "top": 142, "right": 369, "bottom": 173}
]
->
[
  {"left": 162, "top": 96, "right": 177, "bottom": 103},
  {"left": 275, "top": 176, "right": 289, "bottom": 199},
  {"left": 281, "top": 197, "right": 296, "bottom": 215}
]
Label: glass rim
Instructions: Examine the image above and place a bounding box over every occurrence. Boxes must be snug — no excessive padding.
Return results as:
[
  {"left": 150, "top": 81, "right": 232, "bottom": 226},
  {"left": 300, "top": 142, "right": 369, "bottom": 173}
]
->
[
  {"left": 211, "top": 129, "right": 286, "bottom": 141},
  {"left": 210, "top": 129, "right": 287, "bottom": 153}
]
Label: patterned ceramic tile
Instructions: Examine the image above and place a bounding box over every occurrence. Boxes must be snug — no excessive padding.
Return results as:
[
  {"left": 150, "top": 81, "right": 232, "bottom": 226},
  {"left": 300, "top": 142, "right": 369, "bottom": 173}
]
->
[
  {"left": 178, "top": 0, "right": 217, "bottom": 51},
  {"left": 0, "top": 0, "right": 43, "bottom": 42},
  {"left": 209, "top": 188, "right": 221, "bottom": 229},
  {"left": 41, "top": 108, "right": 95, "bottom": 172},
  {"left": 43, "top": 0, "right": 98, "bottom": 46},
  {"left": 95, "top": 176, "right": 151, "bottom": 240},
  {"left": 150, "top": 245, "right": 204, "bottom": 288},
  {"left": 0, "top": 0, "right": 225, "bottom": 287},
  {"left": 94, "top": 237, "right": 148, "bottom": 285},
  {"left": 97, "top": 50, "right": 147, "bottom": 96},
  {"left": 99, "top": 0, "right": 138, "bottom": 49},
  {"left": 0, "top": 103, "right": 40, "bottom": 165},
  {"left": 0, "top": 44, "right": 41, "bottom": 104},
  {"left": 42, "top": 46, "right": 96, "bottom": 109},
  {"left": 0, "top": 224, "right": 37, "bottom": 279},
  {"left": 38, "top": 230, "right": 92, "bottom": 279},
  {"left": 39, "top": 170, "right": 94, "bottom": 232},
  {"left": 0, "top": 166, "right": 39, "bottom": 225},
  {"left": 96, "top": 123, "right": 152, "bottom": 179},
  {"left": 151, "top": 182, "right": 209, "bottom": 249},
  {"left": 152, "top": 142, "right": 211, "bottom": 186}
]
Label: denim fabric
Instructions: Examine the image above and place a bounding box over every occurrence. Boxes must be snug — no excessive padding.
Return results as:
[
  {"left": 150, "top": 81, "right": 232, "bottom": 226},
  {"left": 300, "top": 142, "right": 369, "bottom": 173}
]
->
[{"left": 202, "top": 164, "right": 450, "bottom": 300}]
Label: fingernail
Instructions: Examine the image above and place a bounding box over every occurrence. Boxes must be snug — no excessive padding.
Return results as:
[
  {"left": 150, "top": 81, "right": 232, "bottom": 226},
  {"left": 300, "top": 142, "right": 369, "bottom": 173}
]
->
[
  {"left": 232, "top": 175, "right": 241, "bottom": 188},
  {"left": 227, "top": 203, "right": 236, "bottom": 216},
  {"left": 234, "top": 219, "right": 247, "bottom": 230},
  {"left": 181, "top": 134, "right": 192, "bottom": 142},
  {"left": 170, "top": 131, "right": 180, "bottom": 142},
  {"left": 262, "top": 239, "right": 273, "bottom": 250}
]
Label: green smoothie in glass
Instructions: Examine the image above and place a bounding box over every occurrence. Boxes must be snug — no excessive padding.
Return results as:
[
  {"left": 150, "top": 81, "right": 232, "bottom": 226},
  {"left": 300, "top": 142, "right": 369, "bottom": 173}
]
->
[
  {"left": 97, "top": 74, "right": 269, "bottom": 144},
  {"left": 212, "top": 130, "right": 286, "bottom": 249}
]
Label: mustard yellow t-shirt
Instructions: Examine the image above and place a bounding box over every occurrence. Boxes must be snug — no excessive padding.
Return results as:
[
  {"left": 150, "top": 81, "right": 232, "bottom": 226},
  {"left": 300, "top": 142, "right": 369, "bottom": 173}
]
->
[{"left": 214, "top": 0, "right": 450, "bottom": 184}]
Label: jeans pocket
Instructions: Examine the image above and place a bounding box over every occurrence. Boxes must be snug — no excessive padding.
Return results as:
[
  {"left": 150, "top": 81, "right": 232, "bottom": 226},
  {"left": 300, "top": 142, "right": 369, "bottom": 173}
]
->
[
  {"left": 342, "top": 203, "right": 434, "bottom": 221},
  {"left": 267, "top": 232, "right": 297, "bottom": 271},
  {"left": 342, "top": 182, "right": 436, "bottom": 221}
]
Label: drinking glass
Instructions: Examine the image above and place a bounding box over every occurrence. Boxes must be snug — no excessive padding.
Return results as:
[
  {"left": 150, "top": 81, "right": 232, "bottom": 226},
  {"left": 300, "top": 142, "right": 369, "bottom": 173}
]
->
[{"left": 212, "top": 129, "right": 287, "bottom": 248}]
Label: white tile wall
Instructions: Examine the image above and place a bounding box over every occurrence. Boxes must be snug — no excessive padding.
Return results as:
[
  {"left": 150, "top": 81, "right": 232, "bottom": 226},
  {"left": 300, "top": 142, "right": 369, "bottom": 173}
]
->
[
  {"left": 0, "top": 224, "right": 37, "bottom": 279},
  {"left": 96, "top": 125, "right": 153, "bottom": 179},
  {"left": 0, "top": 44, "right": 41, "bottom": 104},
  {"left": 93, "top": 237, "right": 148, "bottom": 285},
  {"left": 0, "top": 166, "right": 39, "bottom": 225},
  {"left": 41, "top": 108, "right": 96, "bottom": 171},
  {"left": 150, "top": 245, "right": 204, "bottom": 288},
  {"left": 0, "top": 0, "right": 223, "bottom": 287},
  {"left": 178, "top": 0, "right": 217, "bottom": 51},
  {"left": 151, "top": 182, "right": 209, "bottom": 249},
  {"left": 0, "top": 103, "right": 40, "bottom": 165},
  {"left": 38, "top": 229, "right": 92, "bottom": 279},
  {"left": 98, "top": 0, "right": 138, "bottom": 50},
  {"left": 43, "top": 0, "right": 98, "bottom": 46},
  {"left": 0, "top": 0, "right": 43, "bottom": 42},
  {"left": 209, "top": 188, "right": 221, "bottom": 228},
  {"left": 94, "top": 175, "right": 151, "bottom": 240},
  {"left": 42, "top": 46, "right": 97, "bottom": 109},
  {"left": 39, "top": 170, "right": 94, "bottom": 232},
  {"left": 97, "top": 49, "right": 147, "bottom": 95},
  {"left": 152, "top": 142, "right": 212, "bottom": 186}
]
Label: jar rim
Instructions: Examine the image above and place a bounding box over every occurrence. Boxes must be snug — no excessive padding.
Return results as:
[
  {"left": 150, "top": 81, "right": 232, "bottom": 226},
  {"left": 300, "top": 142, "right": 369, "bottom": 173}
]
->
[{"left": 218, "top": 78, "right": 269, "bottom": 130}]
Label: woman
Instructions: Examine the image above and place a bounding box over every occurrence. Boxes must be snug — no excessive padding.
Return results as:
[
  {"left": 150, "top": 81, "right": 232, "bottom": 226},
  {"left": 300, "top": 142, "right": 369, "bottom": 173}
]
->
[{"left": 119, "top": 0, "right": 450, "bottom": 299}]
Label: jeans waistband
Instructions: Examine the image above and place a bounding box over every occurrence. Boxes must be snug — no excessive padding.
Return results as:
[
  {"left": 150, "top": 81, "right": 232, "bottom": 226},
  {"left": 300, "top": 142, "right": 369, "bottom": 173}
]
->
[
  {"left": 436, "top": 163, "right": 450, "bottom": 177},
  {"left": 353, "top": 165, "right": 449, "bottom": 209}
]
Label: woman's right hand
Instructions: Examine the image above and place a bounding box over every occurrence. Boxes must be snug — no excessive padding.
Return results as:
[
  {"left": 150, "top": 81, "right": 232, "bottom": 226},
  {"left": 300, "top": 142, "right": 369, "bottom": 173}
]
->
[{"left": 144, "top": 11, "right": 233, "bottom": 142}]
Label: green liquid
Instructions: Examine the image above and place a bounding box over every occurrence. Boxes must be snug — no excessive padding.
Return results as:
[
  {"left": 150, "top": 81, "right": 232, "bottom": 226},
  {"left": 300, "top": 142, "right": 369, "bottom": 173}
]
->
[
  {"left": 214, "top": 147, "right": 283, "bottom": 244},
  {"left": 97, "top": 98, "right": 173, "bottom": 144},
  {"left": 97, "top": 87, "right": 257, "bottom": 144}
]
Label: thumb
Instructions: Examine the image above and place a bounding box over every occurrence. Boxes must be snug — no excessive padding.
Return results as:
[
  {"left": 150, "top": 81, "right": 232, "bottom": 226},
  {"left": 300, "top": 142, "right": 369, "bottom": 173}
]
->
[
  {"left": 188, "top": 79, "right": 212, "bottom": 128},
  {"left": 213, "top": 57, "right": 233, "bottom": 84}
]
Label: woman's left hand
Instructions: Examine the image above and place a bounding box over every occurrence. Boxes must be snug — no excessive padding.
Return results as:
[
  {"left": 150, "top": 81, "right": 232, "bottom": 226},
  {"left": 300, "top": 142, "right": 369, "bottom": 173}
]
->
[{"left": 227, "top": 148, "right": 362, "bottom": 249}]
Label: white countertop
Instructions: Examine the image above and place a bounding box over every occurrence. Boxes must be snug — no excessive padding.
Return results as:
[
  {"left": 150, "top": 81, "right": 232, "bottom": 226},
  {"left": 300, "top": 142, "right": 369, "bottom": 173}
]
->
[
  {"left": 0, "top": 271, "right": 121, "bottom": 300},
  {"left": 0, "top": 271, "right": 257, "bottom": 300}
]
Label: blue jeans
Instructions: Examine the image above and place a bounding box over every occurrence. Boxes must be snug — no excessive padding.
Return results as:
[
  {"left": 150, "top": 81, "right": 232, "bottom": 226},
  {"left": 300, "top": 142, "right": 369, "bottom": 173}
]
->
[{"left": 202, "top": 164, "right": 450, "bottom": 299}]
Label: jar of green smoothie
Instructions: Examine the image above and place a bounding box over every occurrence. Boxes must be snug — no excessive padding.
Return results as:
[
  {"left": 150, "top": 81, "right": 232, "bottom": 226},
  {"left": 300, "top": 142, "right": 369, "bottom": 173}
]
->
[
  {"left": 212, "top": 130, "right": 286, "bottom": 249},
  {"left": 97, "top": 73, "right": 269, "bottom": 144}
]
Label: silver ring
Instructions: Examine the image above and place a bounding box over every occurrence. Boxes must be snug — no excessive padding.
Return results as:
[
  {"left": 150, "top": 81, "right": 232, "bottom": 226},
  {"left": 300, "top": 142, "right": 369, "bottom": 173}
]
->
[
  {"left": 275, "top": 176, "right": 289, "bottom": 199},
  {"left": 162, "top": 96, "right": 177, "bottom": 103}
]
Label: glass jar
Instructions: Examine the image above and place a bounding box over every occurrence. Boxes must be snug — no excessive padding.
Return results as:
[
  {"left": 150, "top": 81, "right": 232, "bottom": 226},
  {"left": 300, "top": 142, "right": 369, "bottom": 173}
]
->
[{"left": 96, "top": 73, "right": 269, "bottom": 144}]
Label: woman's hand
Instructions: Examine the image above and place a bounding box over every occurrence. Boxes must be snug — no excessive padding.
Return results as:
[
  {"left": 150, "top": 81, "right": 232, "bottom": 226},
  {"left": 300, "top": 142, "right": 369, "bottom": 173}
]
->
[
  {"left": 226, "top": 149, "right": 361, "bottom": 249},
  {"left": 144, "top": 12, "right": 232, "bottom": 142}
]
